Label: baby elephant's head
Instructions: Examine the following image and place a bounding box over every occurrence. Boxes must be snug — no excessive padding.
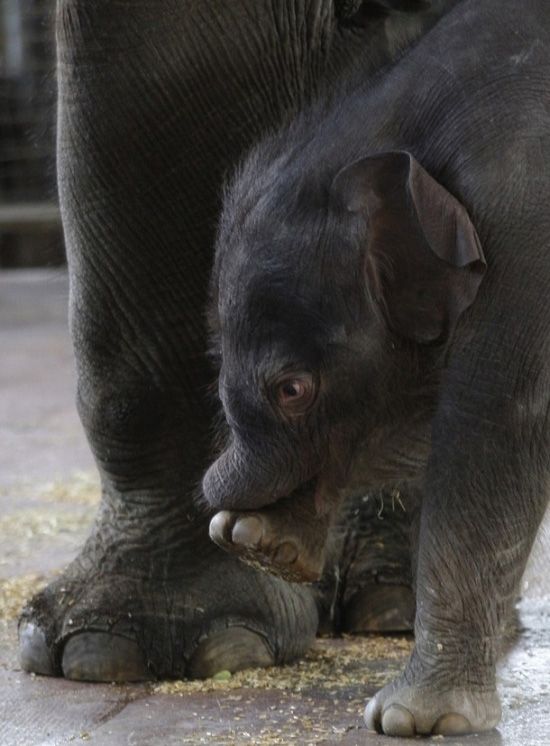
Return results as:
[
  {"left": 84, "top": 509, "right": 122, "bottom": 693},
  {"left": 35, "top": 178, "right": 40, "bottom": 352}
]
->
[{"left": 202, "top": 148, "right": 485, "bottom": 512}]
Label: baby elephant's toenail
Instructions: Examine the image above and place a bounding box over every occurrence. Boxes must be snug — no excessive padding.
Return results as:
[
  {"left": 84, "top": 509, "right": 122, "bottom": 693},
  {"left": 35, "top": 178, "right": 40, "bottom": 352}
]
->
[
  {"left": 232, "top": 516, "right": 263, "bottom": 547},
  {"left": 274, "top": 541, "right": 299, "bottom": 564},
  {"left": 432, "top": 712, "right": 473, "bottom": 736},
  {"left": 209, "top": 511, "right": 233, "bottom": 544},
  {"left": 381, "top": 704, "right": 416, "bottom": 737}
]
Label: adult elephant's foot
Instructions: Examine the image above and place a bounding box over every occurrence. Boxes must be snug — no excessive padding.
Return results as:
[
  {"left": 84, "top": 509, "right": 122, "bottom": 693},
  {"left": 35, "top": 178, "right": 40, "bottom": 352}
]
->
[
  {"left": 364, "top": 674, "right": 501, "bottom": 737},
  {"left": 341, "top": 581, "right": 415, "bottom": 633},
  {"left": 18, "top": 512, "right": 318, "bottom": 682},
  {"left": 319, "top": 489, "right": 418, "bottom": 634}
]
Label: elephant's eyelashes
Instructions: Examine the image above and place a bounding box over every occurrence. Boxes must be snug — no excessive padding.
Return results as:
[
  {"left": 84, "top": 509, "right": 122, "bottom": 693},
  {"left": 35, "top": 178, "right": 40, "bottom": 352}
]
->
[{"left": 274, "top": 372, "right": 316, "bottom": 415}]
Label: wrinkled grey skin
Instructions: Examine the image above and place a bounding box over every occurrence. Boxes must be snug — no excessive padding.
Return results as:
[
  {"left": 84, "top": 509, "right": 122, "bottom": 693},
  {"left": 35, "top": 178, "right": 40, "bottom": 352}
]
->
[
  {"left": 18, "top": 0, "right": 454, "bottom": 687},
  {"left": 204, "top": 0, "right": 550, "bottom": 737}
]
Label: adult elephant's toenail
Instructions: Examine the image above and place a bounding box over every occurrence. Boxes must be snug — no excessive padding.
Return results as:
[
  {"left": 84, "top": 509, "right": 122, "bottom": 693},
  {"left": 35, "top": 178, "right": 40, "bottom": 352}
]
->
[
  {"left": 231, "top": 516, "right": 263, "bottom": 547},
  {"left": 381, "top": 704, "right": 416, "bottom": 737},
  {"left": 62, "top": 632, "right": 151, "bottom": 682},
  {"left": 188, "top": 627, "right": 273, "bottom": 679},
  {"left": 343, "top": 583, "right": 415, "bottom": 634},
  {"left": 19, "top": 622, "right": 56, "bottom": 676},
  {"left": 274, "top": 541, "right": 298, "bottom": 565},
  {"left": 433, "top": 712, "right": 473, "bottom": 736},
  {"left": 364, "top": 697, "right": 381, "bottom": 733}
]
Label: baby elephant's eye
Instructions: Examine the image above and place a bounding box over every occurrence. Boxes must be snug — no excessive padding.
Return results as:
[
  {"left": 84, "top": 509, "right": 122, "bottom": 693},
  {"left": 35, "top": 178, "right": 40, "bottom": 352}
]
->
[{"left": 275, "top": 372, "right": 316, "bottom": 415}]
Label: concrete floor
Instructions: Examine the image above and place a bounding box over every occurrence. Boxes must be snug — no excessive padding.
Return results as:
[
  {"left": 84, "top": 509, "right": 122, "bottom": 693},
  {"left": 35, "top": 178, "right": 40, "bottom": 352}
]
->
[{"left": 0, "top": 270, "right": 548, "bottom": 746}]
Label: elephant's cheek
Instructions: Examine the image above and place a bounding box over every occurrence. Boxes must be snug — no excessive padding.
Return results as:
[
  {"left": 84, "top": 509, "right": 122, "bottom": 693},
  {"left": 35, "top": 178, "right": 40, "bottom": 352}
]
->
[{"left": 314, "top": 480, "right": 339, "bottom": 516}]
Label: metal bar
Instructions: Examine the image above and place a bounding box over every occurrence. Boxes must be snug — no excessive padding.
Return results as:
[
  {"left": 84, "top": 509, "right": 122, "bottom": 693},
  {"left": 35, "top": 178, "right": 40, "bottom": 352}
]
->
[{"left": 0, "top": 203, "right": 61, "bottom": 230}]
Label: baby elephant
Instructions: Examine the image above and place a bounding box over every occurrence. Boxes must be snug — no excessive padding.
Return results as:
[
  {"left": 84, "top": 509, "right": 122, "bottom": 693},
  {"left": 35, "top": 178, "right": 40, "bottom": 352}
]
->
[{"left": 203, "top": 0, "right": 550, "bottom": 738}]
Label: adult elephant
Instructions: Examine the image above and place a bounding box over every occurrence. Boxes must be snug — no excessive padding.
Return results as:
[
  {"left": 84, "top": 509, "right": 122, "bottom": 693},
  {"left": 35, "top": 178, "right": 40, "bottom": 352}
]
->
[{"left": 19, "top": 0, "right": 456, "bottom": 682}]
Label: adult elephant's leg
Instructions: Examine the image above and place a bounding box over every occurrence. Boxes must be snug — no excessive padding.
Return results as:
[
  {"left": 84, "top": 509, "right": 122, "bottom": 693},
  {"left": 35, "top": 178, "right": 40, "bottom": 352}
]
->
[
  {"left": 18, "top": 0, "right": 458, "bottom": 680},
  {"left": 318, "top": 488, "right": 420, "bottom": 635},
  {"left": 18, "top": 0, "right": 340, "bottom": 681}
]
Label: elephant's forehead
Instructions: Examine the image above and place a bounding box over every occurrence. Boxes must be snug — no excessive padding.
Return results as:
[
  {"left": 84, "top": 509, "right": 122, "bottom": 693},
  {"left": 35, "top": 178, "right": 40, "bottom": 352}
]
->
[
  {"left": 218, "top": 180, "right": 333, "bottom": 276},
  {"left": 217, "top": 228, "right": 322, "bottom": 312},
  {"left": 218, "top": 260, "right": 325, "bottom": 324}
]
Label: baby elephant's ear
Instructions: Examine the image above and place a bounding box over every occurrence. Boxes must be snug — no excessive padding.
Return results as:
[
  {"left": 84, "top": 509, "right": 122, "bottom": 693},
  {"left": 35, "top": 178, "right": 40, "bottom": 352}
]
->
[{"left": 332, "top": 151, "right": 486, "bottom": 343}]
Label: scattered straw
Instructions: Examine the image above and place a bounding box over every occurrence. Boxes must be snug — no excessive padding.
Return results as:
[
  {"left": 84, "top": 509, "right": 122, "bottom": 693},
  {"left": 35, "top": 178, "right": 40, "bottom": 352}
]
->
[
  {"left": 154, "top": 634, "right": 412, "bottom": 697},
  {"left": 0, "top": 574, "right": 50, "bottom": 621},
  {"left": 154, "top": 635, "right": 413, "bottom": 744},
  {"left": 37, "top": 471, "right": 101, "bottom": 506},
  {"left": 0, "top": 507, "right": 96, "bottom": 541}
]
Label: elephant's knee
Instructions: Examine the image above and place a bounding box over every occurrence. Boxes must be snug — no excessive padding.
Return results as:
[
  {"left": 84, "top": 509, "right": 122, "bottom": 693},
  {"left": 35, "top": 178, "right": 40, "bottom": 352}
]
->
[
  {"left": 77, "top": 378, "right": 171, "bottom": 443},
  {"left": 76, "top": 372, "right": 209, "bottom": 487},
  {"left": 75, "top": 376, "right": 177, "bottom": 485}
]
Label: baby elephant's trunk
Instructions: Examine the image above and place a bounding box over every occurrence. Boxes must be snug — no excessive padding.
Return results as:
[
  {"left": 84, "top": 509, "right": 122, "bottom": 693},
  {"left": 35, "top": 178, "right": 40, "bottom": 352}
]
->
[{"left": 202, "top": 439, "right": 300, "bottom": 511}]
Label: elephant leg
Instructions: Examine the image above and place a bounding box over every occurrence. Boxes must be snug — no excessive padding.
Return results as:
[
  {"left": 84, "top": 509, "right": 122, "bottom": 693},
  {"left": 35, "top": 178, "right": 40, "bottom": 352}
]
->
[
  {"left": 18, "top": 0, "right": 459, "bottom": 681},
  {"left": 317, "top": 488, "right": 419, "bottom": 635},
  {"left": 18, "top": 0, "right": 341, "bottom": 681},
  {"left": 364, "top": 378, "right": 549, "bottom": 736},
  {"left": 208, "top": 485, "right": 419, "bottom": 632}
]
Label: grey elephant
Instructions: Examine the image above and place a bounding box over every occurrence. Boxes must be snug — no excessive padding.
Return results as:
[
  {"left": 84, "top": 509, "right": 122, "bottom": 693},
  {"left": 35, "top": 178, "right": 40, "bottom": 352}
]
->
[
  {"left": 19, "top": 0, "right": 549, "bottom": 739},
  {"left": 19, "top": 0, "right": 454, "bottom": 692},
  {"left": 204, "top": 0, "right": 550, "bottom": 738}
]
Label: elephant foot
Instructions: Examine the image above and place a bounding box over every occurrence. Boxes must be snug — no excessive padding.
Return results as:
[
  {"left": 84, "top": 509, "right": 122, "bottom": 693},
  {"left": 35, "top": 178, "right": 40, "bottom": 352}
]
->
[
  {"left": 209, "top": 489, "right": 332, "bottom": 584},
  {"left": 318, "top": 489, "right": 418, "bottom": 634},
  {"left": 342, "top": 582, "right": 415, "bottom": 633},
  {"left": 209, "top": 507, "right": 327, "bottom": 583},
  {"left": 18, "top": 522, "right": 317, "bottom": 682},
  {"left": 19, "top": 624, "right": 153, "bottom": 681},
  {"left": 364, "top": 674, "right": 501, "bottom": 737}
]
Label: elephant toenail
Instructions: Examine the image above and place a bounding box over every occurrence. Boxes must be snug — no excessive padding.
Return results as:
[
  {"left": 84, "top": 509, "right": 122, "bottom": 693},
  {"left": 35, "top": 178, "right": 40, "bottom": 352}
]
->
[
  {"left": 433, "top": 712, "right": 473, "bottom": 735},
  {"left": 364, "top": 696, "right": 381, "bottom": 732},
  {"left": 232, "top": 516, "right": 263, "bottom": 547},
  {"left": 209, "top": 511, "right": 233, "bottom": 544},
  {"left": 19, "top": 622, "right": 56, "bottom": 676},
  {"left": 188, "top": 627, "right": 273, "bottom": 679},
  {"left": 274, "top": 541, "right": 299, "bottom": 564},
  {"left": 381, "top": 704, "right": 416, "bottom": 737},
  {"left": 62, "top": 632, "right": 151, "bottom": 682}
]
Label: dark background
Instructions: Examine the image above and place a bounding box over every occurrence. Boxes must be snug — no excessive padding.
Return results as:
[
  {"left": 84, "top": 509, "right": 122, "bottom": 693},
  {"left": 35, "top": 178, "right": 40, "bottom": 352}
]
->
[{"left": 1, "top": 0, "right": 63, "bottom": 268}]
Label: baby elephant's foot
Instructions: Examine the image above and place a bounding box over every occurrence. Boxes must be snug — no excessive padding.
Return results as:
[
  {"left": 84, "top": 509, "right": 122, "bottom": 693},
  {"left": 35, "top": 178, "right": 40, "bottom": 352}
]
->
[
  {"left": 209, "top": 502, "right": 329, "bottom": 583},
  {"left": 365, "top": 675, "right": 501, "bottom": 737}
]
